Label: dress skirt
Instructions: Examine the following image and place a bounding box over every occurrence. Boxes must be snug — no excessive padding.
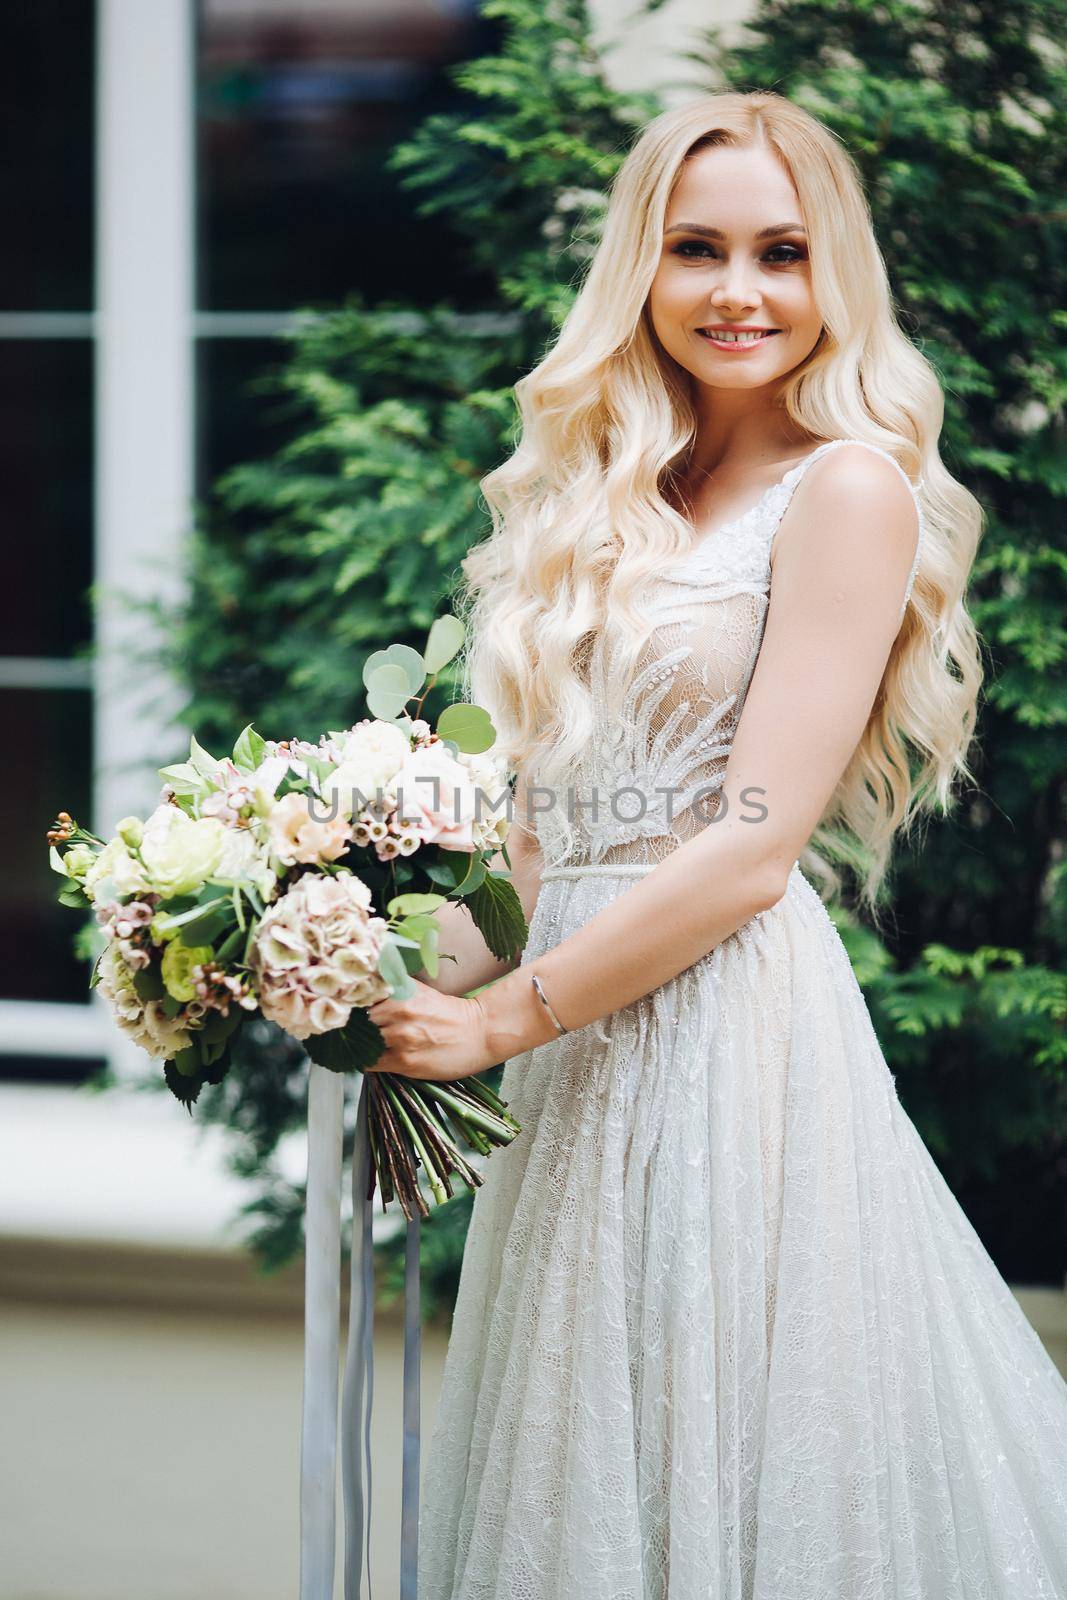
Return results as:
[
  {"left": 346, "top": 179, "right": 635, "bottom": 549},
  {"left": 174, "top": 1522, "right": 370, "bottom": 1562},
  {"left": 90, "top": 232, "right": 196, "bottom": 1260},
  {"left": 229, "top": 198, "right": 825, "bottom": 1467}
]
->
[{"left": 416, "top": 861, "right": 1067, "bottom": 1600}]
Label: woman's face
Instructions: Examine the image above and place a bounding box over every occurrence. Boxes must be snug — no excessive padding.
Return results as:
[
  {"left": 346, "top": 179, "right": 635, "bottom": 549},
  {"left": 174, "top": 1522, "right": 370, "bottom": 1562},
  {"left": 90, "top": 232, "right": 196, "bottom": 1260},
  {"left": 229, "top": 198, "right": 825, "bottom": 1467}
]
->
[{"left": 648, "top": 142, "right": 823, "bottom": 394}]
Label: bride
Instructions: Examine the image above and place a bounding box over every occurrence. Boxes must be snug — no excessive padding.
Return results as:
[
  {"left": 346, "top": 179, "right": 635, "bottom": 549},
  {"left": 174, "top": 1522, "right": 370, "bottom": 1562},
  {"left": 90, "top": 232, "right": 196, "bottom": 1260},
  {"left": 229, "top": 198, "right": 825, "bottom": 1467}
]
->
[{"left": 365, "top": 90, "right": 1067, "bottom": 1598}]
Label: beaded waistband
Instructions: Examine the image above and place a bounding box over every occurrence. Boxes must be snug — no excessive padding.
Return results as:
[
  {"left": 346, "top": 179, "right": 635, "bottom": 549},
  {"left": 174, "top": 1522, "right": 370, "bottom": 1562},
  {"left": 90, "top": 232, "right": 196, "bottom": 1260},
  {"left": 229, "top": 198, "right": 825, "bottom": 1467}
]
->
[
  {"left": 540, "top": 862, "right": 657, "bottom": 880},
  {"left": 541, "top": 857, "right": 802, "bottom": 882}
]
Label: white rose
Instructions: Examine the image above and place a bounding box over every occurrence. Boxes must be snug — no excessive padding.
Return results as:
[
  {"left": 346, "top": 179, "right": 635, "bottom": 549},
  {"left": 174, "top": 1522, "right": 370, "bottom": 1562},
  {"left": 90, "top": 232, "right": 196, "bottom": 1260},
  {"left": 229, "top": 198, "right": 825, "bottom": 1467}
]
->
[
  {"left": 323, "top": 721, "right": 410, "bottom": 815},
  {"left": 212, "top": 825, "right": 278, "bottom": 900},
  {"left": 138, "top": 805, "right": 226, "bottom": 897},
  {"left": 320, "top": 761, "right": 386, "bottom": 819}
]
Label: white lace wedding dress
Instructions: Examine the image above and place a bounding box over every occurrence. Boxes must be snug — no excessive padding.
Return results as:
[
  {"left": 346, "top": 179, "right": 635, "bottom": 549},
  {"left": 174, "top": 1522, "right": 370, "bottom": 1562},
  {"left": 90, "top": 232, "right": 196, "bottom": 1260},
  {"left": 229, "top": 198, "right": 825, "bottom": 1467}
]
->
[{"left": 417, "top": 438, "right": 1067, "bottom": 1599}]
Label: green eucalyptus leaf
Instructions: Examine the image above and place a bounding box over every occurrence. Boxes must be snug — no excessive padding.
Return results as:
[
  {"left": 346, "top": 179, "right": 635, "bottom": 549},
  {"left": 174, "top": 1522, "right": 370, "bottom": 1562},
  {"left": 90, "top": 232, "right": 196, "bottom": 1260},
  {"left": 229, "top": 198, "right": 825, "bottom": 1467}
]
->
[
  {"left": 386, "top": 891, "right": 447, "bottom": 917},
  {"left": 424, "top": 614, "right": 465, "bottom": 675},
  {"left": 413, "top": 916, "right": 440, "bottom": 979},
  {"left": 378, "top": 937, "right": 416, "bottom": 999},
  {"left": 393, "top": 913, "right": 439, "bottom": 942},
  {"left": 384, "top": 643, "right": 426, "bottom": 691},
  {"left": 362, "top": 647, "right": 423, "bottom": 696},
  {"left": 436, "top": 702, "right": 495, "bottom": 754},
  {"left": 361, "top": 649, "right": 393, "bottom": 687},
  {"left": 366, "top": 663, "right": 414, "bottom": 721}
]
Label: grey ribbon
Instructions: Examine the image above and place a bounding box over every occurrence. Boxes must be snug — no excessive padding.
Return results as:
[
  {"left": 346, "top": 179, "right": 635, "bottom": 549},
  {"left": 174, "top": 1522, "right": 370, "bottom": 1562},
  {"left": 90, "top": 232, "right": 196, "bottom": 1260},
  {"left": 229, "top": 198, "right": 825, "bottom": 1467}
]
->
[
  {"left": 400, "top": 1208, "right": 421, "bottom": 1597},
  {"left": 342, "top": 1075, "right": 375, "bottom": 1598},
  {"left": 301, "top": 1065, "right": 422, "bottom": 1599},
  {"left": 300, "top": 1063, "right": 345, "bottom": 1600}
]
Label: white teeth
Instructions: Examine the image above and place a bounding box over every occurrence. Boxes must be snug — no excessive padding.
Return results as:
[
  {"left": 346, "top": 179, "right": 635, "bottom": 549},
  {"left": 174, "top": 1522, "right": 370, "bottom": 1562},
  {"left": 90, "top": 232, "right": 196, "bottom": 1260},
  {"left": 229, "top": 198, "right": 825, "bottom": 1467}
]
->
[{"left": 701, "top": 329, "right": 771, "bottom": 343}]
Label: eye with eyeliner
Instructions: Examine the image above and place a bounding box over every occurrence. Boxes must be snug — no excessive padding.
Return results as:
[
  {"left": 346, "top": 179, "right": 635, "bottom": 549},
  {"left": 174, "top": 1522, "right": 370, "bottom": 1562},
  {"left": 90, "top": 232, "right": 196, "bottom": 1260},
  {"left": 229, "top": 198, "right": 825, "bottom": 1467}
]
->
[{"left": 670, "top": 240, "right": 807, "bottom": 264}]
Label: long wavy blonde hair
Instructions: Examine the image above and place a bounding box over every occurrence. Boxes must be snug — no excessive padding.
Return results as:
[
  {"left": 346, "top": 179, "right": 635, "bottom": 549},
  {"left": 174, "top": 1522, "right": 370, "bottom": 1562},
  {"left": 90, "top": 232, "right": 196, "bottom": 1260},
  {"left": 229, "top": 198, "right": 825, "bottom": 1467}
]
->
[{"left": 455, "top": 89, "right": 984, "bottom": 917}]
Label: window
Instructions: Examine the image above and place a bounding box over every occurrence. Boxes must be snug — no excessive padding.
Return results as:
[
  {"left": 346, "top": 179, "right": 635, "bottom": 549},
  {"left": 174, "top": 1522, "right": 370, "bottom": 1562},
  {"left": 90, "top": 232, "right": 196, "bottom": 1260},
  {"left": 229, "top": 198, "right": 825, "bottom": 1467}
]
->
[
  {"left": 195, "top": 0, "right": 501, "bottom": 492},
  {"left": 0, "top": 3, "right": 99, "bottom": 1080},
  {"left": 0, "top": 0, "right": 502, "bottom": 1083}
]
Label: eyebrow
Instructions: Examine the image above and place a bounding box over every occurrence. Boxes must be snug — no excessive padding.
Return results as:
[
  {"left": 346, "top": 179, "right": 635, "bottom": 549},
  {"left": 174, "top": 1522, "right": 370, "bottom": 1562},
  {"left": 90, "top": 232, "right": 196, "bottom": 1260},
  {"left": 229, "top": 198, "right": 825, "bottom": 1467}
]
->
[{"left": 664, "top": 222, "right": 806, "bottom": 240}]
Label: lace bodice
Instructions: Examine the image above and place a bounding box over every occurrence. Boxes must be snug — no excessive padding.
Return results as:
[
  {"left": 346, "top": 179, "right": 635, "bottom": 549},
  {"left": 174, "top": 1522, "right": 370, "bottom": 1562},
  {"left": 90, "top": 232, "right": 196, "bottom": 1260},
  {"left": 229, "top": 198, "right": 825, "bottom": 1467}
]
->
[{"left": 533, "top": 438, "right": 926, "bottom": 872}]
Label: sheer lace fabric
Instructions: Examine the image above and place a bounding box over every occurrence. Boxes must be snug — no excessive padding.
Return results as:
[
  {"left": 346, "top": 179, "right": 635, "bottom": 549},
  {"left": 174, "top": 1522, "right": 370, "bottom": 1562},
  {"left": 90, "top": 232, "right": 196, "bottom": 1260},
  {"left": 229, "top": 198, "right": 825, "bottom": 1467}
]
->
[
  {"left": 417, "top": 440, "right": 1067, "bottom": 1599},
  {"left": 533, "top": 438, "right": 924, "bottom": 873}
]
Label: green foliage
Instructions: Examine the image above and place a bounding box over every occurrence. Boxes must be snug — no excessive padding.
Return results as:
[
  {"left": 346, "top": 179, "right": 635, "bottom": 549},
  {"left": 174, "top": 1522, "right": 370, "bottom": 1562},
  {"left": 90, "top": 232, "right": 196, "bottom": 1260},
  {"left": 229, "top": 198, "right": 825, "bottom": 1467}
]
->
[
  {"left": 150, "top": 0, "right": 1065, "bottom": 1298},
  {"left": 706, "top": 0, "right": 1067, "bottom": 1280}
]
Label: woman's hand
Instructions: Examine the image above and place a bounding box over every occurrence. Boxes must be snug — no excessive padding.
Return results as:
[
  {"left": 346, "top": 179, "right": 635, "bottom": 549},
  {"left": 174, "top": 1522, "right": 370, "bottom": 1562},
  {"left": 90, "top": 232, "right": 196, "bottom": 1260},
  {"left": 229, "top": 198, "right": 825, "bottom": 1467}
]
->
[{"left": 364, "top": 978, "right": 496, "bottom": 1082}]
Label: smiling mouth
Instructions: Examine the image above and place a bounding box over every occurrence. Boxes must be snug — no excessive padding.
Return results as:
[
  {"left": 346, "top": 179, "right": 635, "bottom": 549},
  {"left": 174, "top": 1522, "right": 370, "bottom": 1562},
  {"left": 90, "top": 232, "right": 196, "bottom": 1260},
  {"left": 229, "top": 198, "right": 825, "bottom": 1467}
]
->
[{"left": 697, "top": 328, "right": 780, "bottom": 346}]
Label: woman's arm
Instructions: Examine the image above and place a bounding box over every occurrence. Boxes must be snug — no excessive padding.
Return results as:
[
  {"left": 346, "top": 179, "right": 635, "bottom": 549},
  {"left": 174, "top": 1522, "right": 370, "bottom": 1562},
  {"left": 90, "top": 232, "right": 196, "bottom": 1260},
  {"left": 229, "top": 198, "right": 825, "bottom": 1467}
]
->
[
  {"left": 418, "top": 766, "right": 545, "bottom": 997},
  {"left": 475, "top": 447, "right": 923, "bottom": 1061}
]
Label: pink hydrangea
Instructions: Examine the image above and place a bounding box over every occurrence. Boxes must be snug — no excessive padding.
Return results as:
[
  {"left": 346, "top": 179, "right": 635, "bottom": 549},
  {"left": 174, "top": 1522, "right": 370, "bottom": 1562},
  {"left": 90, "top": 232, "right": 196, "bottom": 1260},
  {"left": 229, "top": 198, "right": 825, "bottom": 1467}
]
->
[{"left": 250, "top": 873, "right": 392, "bottom": 1040}]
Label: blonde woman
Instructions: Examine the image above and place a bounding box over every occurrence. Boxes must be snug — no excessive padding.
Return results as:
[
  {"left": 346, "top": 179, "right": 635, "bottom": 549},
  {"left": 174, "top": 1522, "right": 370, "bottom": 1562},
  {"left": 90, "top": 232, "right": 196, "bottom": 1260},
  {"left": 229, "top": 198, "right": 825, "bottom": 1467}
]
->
[{"left": 366, "top": 91, "right": 1067, "bottom": 1598}]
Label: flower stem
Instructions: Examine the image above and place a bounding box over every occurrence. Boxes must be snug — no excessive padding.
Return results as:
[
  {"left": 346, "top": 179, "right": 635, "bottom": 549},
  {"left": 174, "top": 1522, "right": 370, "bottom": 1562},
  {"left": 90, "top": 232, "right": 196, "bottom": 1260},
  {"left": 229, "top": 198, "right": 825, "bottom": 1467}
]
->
[
  {"left": 417, "top": 1079, "right": 517, "bottom": 1142},
  {"left": 380, "top": 1077, "right": 444, "bottom": 1210},
  {"left": 388, "top": 1079, "right": 457, "bottom": 1197},
  {"left": 368, "top": 1076, "right": 417, "bottom": 1221}
]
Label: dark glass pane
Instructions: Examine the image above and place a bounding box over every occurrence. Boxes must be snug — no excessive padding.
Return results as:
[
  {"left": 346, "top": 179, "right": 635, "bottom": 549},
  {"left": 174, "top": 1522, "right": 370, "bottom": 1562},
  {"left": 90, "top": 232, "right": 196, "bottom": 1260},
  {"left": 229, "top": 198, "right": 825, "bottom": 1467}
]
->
[
  {"left": 0, "top": 2, "right": 95, "bottom": 310},
  {"left": 0, "top": 341, "right": 94, "bottom": 657},
  {"left": 197, "top": 0, "right": 501, "bottom": 310},
  {"left": 196, "top": 337, "right": 295, "bottom": 493},
  {"left": 2, "top": 687, "right": 94, "bottom": 1003},
  {"left": 0, "top": 1056, "right": 108, "bottom": 1087}
]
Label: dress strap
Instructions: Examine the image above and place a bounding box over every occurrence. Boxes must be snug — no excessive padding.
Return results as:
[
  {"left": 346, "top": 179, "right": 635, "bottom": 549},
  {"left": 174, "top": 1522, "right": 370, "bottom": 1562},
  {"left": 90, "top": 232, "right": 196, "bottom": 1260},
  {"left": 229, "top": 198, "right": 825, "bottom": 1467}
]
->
[{"left": 772, "top": 437, "right": 926, "bottom": 623}]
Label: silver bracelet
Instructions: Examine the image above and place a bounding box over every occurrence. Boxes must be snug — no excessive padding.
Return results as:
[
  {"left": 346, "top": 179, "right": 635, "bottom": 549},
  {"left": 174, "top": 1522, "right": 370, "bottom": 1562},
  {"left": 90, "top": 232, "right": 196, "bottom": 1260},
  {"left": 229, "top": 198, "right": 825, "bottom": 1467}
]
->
[{"left": 531, "top": 973, "right": 568, "bottom": 1035}]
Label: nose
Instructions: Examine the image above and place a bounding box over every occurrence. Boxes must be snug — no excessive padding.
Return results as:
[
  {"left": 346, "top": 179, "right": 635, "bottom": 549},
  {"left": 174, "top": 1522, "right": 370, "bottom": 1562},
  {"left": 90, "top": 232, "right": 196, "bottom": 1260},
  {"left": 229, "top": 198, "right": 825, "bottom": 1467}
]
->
[{"left": 709, "top": 253, "right": 762, "bottom": 315}]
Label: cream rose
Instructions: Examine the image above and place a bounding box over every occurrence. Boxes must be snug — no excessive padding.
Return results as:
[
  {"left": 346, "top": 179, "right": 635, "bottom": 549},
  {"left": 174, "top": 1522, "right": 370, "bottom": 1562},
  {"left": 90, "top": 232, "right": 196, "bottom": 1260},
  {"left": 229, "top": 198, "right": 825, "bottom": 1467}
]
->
[
  {"left": 392, "top": 742, "right": 480, "bottom": 851},
  {"left": 266, "top": 791, "right": 352, "bottom": 867}
]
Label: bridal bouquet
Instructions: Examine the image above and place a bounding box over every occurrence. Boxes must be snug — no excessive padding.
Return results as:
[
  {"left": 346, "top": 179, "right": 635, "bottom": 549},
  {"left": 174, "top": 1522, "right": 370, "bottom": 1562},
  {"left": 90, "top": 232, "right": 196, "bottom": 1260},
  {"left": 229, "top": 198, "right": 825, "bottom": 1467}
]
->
[{"left": 46, "top": 615, "right": 527, "bottom": 1222}]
